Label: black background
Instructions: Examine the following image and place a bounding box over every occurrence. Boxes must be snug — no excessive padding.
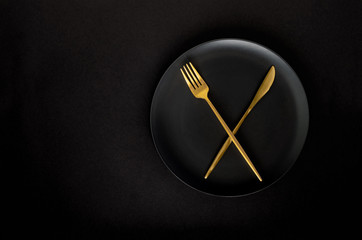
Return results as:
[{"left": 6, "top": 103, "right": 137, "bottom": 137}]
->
[{"left": 1, "top": 0, "right": 361, "bottom": 239}]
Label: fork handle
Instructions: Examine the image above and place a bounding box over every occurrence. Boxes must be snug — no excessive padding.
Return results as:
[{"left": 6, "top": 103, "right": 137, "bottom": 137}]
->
[{"left": 204, "top": 97, "right": 262, "bottom": 182}]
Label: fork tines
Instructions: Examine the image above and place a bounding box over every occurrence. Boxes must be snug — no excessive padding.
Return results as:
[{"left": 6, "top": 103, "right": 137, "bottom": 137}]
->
[{"left": 181, "top": 62, "right": 203, "bottom": 89}]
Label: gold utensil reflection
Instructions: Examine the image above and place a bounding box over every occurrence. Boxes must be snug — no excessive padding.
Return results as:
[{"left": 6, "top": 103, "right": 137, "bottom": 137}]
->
[
  {"left": 180, "top": 62, "right": 262, "bottom": 182},
  {"left": 204, "top": 66, "right": 275, "bottom": 179}
]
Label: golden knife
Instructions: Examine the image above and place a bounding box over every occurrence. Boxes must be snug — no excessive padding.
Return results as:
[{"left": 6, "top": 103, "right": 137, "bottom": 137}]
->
[{"left": 204, "top": 66, "right": 276, "bottom": 179}]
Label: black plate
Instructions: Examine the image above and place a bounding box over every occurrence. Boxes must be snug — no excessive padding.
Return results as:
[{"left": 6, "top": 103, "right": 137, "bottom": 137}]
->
[{"left": 150, "top": 39, "right": 309, "bottom": 196}]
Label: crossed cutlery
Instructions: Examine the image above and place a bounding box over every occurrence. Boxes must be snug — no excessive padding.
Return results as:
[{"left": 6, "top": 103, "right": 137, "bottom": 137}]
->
[{"left": 180, "top": 62, "right": 275, "bottom": 181}]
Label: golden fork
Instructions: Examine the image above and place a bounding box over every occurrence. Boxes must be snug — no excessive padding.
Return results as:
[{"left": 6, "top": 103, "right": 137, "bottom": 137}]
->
[
  {"left": 204, "top": 66, "right": 276, "bottom": 179},
  {"left": 180, "top": 62, "right": 262, "bottom": 182}
]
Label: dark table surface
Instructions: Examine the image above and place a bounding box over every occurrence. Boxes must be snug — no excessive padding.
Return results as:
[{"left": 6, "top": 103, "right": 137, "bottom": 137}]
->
[{"left": 1, "top": 0, "right": 361, "bottom": 239}]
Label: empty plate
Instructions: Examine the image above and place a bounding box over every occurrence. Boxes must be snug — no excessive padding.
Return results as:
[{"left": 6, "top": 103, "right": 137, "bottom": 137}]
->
[{"left": 150, "top": 39, "right": 309, "bottom": 196}]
